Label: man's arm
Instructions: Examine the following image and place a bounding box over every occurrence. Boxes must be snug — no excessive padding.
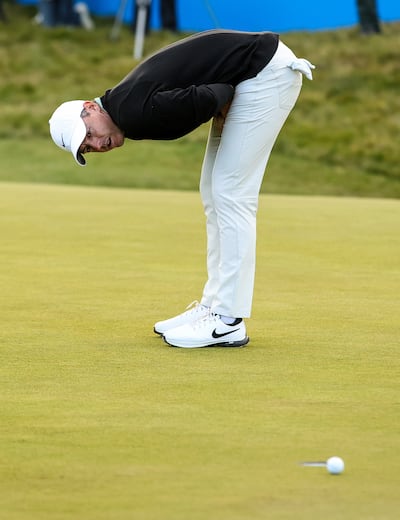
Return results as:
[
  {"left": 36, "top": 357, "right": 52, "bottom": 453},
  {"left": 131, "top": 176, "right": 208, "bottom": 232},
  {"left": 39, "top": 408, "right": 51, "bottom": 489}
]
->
[{"left": 152, "top": 83, "right": 234, "bottom": 126}]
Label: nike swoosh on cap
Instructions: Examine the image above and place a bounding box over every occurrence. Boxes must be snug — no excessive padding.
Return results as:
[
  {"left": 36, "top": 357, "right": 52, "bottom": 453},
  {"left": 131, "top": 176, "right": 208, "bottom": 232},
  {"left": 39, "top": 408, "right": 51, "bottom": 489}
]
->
[
  {"left": 212, "top": 328, "right": 240, "bottom": 339},
  {"left": 61, "top": 133, "right": 66, "bottom": 147}
]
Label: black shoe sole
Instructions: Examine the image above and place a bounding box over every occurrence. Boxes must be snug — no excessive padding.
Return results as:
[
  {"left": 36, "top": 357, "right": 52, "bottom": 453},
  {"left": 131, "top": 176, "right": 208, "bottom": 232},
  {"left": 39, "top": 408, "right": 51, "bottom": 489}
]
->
[{"left": 164, "top": 336, "right": 250, "bottom": 348}]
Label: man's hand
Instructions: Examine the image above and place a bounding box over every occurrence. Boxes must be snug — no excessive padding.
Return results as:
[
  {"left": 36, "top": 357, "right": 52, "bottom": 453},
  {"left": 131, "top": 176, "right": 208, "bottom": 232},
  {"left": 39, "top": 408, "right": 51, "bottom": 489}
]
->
[{"left": 214, "top": 100, "right": 232, "bottom": 134}]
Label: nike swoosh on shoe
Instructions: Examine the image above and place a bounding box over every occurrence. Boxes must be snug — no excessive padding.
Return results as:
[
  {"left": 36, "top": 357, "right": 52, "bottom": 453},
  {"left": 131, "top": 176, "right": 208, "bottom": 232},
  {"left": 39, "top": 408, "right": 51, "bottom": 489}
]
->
[{"left": 211, "top": 328, "right": 240, "bottom": 339}]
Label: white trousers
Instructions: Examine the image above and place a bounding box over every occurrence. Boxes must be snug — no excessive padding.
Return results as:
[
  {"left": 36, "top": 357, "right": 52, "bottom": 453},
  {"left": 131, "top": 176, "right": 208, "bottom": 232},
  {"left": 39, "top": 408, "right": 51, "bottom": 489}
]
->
[{"left": 199, "top": 41, "right": 303, "bottom": 318}]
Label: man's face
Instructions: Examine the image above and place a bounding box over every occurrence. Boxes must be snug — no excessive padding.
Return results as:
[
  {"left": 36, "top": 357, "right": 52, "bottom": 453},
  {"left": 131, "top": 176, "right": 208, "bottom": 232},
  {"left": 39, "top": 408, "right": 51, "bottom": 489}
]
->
[{"left": 78, "top": 101, "right": 125, "bottom": 156}]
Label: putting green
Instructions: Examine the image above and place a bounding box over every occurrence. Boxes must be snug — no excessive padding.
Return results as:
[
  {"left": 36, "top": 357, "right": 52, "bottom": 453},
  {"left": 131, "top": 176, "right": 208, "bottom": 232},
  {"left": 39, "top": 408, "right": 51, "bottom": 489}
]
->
[{"left": 1, "top": 182, "right": 399, "bottom": 520}]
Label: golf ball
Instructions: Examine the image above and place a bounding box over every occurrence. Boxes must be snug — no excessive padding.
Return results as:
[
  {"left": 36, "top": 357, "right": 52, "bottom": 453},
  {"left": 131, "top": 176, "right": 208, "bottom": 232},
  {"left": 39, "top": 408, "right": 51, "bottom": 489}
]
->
[{"left": 326, "top": 456, "right": 345, "bottom": 475}]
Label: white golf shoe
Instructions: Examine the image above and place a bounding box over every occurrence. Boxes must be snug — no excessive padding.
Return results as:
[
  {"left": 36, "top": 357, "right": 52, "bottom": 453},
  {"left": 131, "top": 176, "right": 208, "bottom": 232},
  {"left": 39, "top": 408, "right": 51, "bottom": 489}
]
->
[
  {"left": 163, "top": 312, "right": 249, "bottom": 348},
  {"left": 153, "top": 301, "right": 209, "bottom": 335}
]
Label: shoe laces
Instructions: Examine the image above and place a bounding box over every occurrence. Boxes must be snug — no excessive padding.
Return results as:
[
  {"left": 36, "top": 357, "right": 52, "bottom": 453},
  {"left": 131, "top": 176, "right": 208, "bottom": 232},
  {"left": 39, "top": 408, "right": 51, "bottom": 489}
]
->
[
  {"left": 192, "top": 309, "right": 220, "bottom": 330},
  {"left": 185, "top": 300, "right": 207, "bottom": 316}
]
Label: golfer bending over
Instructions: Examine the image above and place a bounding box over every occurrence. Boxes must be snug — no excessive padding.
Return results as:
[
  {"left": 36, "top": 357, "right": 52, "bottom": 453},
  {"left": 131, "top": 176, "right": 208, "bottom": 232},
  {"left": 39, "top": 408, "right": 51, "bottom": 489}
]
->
[{"left": 49, "top": 29, "right": 315, "bottom": 349}]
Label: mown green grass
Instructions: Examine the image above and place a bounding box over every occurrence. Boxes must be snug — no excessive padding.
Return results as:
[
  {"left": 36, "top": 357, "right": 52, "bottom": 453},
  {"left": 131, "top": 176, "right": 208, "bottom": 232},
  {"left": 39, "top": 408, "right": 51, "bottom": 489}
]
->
[
  {"left": 1, "top": 182, "right": 399, "bottom": 519},
  {"left": 1, "top": 3, "right": 400, "bottom": 197}
]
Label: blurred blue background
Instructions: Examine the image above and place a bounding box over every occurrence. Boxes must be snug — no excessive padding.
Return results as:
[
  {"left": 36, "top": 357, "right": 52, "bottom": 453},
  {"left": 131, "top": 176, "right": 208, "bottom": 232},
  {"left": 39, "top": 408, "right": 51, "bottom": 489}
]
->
[{"left": 17, "top": 0, "right": 400, "bottom": 32}]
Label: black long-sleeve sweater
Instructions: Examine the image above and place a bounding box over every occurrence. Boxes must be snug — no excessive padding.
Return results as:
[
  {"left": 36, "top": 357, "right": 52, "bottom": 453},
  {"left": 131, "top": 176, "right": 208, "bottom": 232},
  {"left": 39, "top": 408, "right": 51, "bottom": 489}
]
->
[{"left": 100, "top": 29, "right": 279, "bottom": 140}]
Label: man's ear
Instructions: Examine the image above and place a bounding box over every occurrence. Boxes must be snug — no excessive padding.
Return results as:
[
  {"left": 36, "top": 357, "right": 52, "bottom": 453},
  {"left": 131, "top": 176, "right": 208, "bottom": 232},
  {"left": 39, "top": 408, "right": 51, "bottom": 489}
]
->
[{"left": 83, "top": 100, "right": 100, "bottom": 112}]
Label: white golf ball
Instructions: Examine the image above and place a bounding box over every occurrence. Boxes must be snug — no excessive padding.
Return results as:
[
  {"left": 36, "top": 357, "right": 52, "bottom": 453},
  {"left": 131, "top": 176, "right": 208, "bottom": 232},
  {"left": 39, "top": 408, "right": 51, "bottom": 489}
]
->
[{"left": 326, "top": 456, "right": 345, "bottom": 475}]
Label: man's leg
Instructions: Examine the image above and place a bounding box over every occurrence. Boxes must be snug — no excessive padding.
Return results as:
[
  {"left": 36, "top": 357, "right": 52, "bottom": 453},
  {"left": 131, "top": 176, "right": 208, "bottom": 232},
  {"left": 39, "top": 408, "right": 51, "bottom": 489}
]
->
[
  {"left": 160, "top": 0, "right": 177, "bottom": 31},
  {"left": 209, "top": 42, "right": 303, "bottom": 319},
  {"left": 199, "top": 121, "right": 221, "bottom": 309}
]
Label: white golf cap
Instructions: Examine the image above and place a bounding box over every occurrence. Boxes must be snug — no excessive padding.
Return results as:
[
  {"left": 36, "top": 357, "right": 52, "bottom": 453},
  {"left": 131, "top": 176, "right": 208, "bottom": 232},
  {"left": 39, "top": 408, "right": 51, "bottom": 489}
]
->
[{"left": 49, "top": 100, "right": 87, "bottom": 166}]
